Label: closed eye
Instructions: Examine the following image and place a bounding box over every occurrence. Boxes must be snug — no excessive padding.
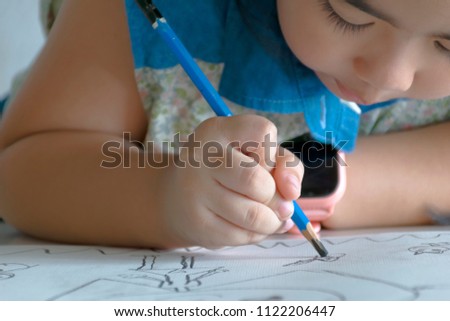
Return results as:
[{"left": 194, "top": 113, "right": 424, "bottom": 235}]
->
[
  {"left": 320, "top": 0, "right": 374, "bottom": 34},
  {"left": 435, "top": 41, "right": 450, "bottom": 58}
]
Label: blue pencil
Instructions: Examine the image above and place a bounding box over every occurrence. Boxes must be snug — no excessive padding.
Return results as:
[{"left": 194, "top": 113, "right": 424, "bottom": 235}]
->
[{"left": 136, "top": 0, "right": 328, "bottom": 257}]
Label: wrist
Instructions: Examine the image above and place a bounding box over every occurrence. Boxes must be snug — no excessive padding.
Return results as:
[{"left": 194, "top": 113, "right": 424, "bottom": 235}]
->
[{"left": 155, "top": 153, "right": 196, "bottom": 248}]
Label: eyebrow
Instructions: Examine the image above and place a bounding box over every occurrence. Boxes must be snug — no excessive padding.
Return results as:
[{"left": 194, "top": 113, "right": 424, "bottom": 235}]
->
[{"left": 345, "top": 0, "right": 450, "bottom": 41}]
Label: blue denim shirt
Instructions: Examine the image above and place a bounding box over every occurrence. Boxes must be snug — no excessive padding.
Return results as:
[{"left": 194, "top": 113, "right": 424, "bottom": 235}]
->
[{"left": 125, "top": 0, "right": 395, "bottom": 151}]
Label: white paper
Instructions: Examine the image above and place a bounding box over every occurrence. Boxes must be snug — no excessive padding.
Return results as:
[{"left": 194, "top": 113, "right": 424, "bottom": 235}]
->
[{"left": 2, "top": 230, "right": 450, "bottom": 300}]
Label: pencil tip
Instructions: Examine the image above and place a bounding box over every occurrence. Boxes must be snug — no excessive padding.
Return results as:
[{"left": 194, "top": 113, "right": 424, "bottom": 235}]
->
[
  {"left": 310, "top": 238, "right": 328, "bottom": 257},
  {"left": 303, "top": 223, "right": 328, "bottom": 257}
]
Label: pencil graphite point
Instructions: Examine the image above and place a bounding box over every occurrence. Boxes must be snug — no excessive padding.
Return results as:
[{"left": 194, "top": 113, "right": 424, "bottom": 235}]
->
[
  {"left": 304, "top": 223, "right": 328, "bottom": 257},
  {"left": 310, "top": 238, "right": 329, "bottom": 257}
]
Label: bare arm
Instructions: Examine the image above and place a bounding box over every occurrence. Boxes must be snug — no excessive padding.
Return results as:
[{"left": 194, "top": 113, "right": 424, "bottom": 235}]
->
[
  {"left": 0, "top": 0, "right": 299, "bottom": 248},
  {"left": 324, "top": 121, "right": 450, "bottom": 229},
  {"left": 0, "top": 0, "right": 176, "bottom": 247}
]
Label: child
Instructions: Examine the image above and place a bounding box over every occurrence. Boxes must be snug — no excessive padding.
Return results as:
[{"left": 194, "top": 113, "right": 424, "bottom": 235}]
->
[{"left": 0, "top": 0, "right": 449, "bottom": 248}]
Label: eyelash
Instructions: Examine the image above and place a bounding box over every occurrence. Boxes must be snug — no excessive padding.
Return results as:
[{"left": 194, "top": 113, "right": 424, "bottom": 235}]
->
[
  {"left": 319, "top": 0, "right": 450, "bottom": 60},
  {"left": 434, "top": 41, "right": 450, "bottom": 57},
  {"left": 320, "top": 0, "right": 373, "bottom": 34}
]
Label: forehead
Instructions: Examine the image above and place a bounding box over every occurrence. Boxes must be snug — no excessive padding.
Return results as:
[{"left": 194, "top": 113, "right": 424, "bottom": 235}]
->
[{"left": 362, "top": 0, "right": 450, "bottom": 31}]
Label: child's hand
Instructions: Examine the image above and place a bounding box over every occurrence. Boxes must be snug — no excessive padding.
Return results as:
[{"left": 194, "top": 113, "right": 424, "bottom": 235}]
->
[{"left": 161, "top": 115, "right": 303, "bottom": 248}]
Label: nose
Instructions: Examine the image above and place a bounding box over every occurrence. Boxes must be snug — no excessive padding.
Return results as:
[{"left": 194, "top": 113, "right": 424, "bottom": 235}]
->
[{"left": 353, "top": 42, "right": 417, "bottom": 94}]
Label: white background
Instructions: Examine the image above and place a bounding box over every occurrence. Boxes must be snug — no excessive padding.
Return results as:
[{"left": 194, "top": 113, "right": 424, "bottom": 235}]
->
[{"left": 0, "top": 0, "right": 45, "bottom": 98}]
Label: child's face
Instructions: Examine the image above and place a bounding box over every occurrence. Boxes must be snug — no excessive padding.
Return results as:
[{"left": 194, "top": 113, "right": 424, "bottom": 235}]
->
[{"left": 278, "top": 0, "right": 450, "bottom": 105}]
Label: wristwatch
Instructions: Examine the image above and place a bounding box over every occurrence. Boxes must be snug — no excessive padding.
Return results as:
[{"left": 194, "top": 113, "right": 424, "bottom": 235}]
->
[{"left": 280, "top": 133, "right": 347, "bottom": 222}]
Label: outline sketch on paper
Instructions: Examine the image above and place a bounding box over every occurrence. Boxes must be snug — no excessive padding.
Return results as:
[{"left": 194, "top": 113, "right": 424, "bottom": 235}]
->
[
  {"left": 409, "top": 242, "right": 450, "bottom": 255},
  {"left": 0, "top": 263, "right": 36, "bottom": 281},
  {"left": 118, "top": 255, "right": 229, "bottom": 292},
  {"left": 1, "top": 232, "right": 450, "bottom": 300}
]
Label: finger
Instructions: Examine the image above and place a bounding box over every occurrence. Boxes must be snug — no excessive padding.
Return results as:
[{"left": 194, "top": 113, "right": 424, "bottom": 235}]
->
[
  {"left": 205, "top": 181, "right": 283, "bottom": 235},
  {"left": 265, "top": 189, "right": 294, "bottom": 221},
  {"left": 272, "top": 146, "right": 304, "bottom": 201},
  {"left": 215, "top": 115, "right": 279, "bottom": 172},
  {"left": 211, "top": 147, "right": 276, "bottom": 204},
  {"left": 193, "top": 208, "right": 270, "bottom": 248},
  {"left": 275, "top": 219, "right": 295, "bottom": 234}
]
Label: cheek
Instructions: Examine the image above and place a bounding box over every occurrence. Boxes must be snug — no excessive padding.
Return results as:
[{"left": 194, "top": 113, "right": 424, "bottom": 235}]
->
[{"left": 414, "top": 72, "right": 450, "bottom": 100}]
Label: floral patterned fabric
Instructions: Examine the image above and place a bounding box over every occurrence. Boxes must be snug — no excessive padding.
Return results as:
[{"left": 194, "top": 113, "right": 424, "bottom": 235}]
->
[{"left": 134, "top": 63, "right": 450, "bottom": 144}]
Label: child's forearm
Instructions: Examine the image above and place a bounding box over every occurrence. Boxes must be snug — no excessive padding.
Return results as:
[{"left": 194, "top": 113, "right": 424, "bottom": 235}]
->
[
  {"left": 0, "top": 131, "right": 179, "bottom": 248},
  {"left": 324, "top": 121, "right": 450, "bottom": 229}
]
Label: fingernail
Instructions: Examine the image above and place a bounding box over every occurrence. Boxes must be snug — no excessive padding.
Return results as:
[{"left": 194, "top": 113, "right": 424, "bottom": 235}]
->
[
  {"left": 287, "top": 174, "right": 300, "bottom": 195},
  {"left": 278, "top": 200, "right": 294, "bottom": 220},
  {"left": 279, "top": 219, "right": 295, "bottom": 233}
]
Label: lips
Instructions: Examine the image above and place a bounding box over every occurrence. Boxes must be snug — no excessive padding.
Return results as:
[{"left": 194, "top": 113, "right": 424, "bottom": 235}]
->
[{"left": 335, "top": 80, "right": 368, "bottom": 105}]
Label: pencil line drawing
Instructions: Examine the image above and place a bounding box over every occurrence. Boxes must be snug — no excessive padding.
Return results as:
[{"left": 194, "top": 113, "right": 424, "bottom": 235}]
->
[
  {"left": 408, "top": 242, "right": 450, "bottom": 255},
  {"left": 2, "top": 231, "right": 450, "bottom": 300},
  {"left": 322, "top": 233, "right": 450, "bottom": 245},
  {"left": 321, "top": 269, "right": 421, "bottom": 300},
  {"left": 283, "top": 254, "right": 345, "bottom": 267},
  {"left": 0, "top": 247, "right": 144, "bottom": 257},
  {"left": 0, "top": 263, "right": 36, "bottom": 281},
  {"left": 118, "top": 255, "right": 229, "bottom": 293}
]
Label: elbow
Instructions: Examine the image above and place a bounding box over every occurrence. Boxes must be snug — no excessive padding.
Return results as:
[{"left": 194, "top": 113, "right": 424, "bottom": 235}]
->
[{"left": 0, "top": 140, "right": 44, "bottom": 237}]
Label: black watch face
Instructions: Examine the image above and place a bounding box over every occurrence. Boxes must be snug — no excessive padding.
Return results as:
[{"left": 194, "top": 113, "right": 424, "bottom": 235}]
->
[{"left": 281, "top": 134, "right": 341, "bottom": 198}]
